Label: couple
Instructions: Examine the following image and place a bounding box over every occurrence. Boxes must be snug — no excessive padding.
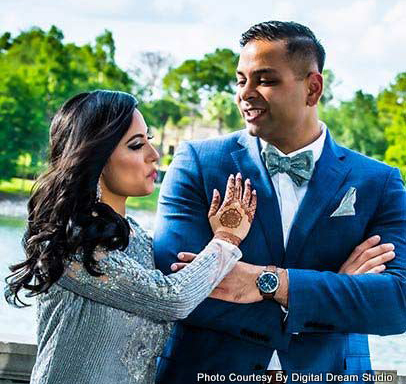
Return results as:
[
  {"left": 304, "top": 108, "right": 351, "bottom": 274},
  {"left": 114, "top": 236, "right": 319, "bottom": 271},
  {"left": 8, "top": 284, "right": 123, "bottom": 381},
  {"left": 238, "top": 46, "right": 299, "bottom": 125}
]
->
[{"left": 6, "top": 21, "right": 405, "bottom": 384}]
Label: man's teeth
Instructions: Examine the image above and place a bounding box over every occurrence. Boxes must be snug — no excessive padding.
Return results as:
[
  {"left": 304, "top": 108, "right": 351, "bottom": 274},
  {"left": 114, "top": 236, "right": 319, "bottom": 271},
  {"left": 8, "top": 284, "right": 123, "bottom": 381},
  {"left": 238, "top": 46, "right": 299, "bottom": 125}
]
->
[{"left": 246, "top": 109, "right": 264, "bottom": 117}]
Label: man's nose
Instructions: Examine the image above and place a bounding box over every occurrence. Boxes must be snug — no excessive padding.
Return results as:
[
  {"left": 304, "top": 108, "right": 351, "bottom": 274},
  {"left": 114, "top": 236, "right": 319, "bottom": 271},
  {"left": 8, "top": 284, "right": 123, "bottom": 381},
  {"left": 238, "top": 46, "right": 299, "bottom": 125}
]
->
[{"left": 239, "top": 82, "right": 258, "bottom": 101}]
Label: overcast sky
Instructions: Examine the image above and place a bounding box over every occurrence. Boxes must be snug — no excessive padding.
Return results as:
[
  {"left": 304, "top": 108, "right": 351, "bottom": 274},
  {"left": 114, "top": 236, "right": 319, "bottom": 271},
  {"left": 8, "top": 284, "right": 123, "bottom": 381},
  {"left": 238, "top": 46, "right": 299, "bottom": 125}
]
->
[{"left": 1, "top": 0, "right": 405, "bottom": 101}]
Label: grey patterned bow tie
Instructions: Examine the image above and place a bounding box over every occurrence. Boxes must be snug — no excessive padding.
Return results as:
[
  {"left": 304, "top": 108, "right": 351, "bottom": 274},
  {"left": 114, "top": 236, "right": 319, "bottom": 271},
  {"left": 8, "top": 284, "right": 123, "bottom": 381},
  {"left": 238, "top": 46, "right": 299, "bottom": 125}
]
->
[{"left": 261, "top": 145, "right": 315, "bottom": 187}]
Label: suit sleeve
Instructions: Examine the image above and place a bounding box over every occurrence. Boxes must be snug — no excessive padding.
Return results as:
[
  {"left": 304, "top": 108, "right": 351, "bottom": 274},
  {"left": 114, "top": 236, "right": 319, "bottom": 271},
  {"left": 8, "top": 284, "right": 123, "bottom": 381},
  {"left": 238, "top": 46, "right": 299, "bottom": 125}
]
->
[
  {"left": 286, "top": 167, "right": 406, "bottom": 335},
  {"left": 154, "top": 141, "right": 291, "bottom": 350}
]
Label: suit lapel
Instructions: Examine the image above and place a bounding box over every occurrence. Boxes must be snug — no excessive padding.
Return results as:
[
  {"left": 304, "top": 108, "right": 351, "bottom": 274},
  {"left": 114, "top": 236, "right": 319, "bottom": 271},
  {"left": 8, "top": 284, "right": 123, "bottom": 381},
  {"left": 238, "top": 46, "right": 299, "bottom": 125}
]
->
[
  {"left": 285, "top": 130, "right": 351, "bottom": 267},
  {"left": 231, "top": 131, "right": 285, "bottom": 266}
]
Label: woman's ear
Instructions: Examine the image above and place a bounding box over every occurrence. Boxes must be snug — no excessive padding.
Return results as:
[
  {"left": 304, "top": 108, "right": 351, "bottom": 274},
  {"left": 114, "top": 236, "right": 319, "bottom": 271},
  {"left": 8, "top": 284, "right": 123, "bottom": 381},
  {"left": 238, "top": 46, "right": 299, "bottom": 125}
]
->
[{"left": 306, "top": 72, "right": 323, "bottom": 107}]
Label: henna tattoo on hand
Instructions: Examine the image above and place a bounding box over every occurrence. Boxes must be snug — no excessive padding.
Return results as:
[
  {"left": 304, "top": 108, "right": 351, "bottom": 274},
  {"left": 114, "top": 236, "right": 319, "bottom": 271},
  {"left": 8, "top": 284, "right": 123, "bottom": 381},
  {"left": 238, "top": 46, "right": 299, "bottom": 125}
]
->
[
  {"left": 209, "top": 174, "right": 257, "bottom": 245},
  {"left": 219, "top": 208, "right": 242, "bottom": 228},
  {"left": 208, "top": 189, "right": 221, "bottom": 219},
  {"left": 214, "top": 231, "right": 241, "bottom": 246},
  {"left": 245, "top": 203, "right": 255, "bottom": 224},
  {"left": 244, "top": 190, "right": 256, "bottom": 224}
]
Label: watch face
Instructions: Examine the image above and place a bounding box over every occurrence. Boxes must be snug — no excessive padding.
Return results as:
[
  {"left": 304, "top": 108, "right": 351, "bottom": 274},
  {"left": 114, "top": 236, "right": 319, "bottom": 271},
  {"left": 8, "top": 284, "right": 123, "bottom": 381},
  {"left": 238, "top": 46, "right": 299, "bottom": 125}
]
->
[{"left": 258, "top": 272, "right": 279, "bottom": 294}]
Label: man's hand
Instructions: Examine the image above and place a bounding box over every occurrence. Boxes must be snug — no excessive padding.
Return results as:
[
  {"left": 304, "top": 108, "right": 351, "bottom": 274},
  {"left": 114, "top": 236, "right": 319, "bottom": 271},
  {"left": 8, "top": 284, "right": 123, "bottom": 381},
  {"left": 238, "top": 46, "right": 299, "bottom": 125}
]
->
[
  {"left": 170, "top": 235, "right": 395, "bottom": 305},
  {"left": 171, "top": 254, "right": 264, "bottom": 303},
  {"left": 209, "top": 261, "right": 264, "bottom": 303},
  {"left": 339, "top": 235, "right": 395, "bottom": 274}
]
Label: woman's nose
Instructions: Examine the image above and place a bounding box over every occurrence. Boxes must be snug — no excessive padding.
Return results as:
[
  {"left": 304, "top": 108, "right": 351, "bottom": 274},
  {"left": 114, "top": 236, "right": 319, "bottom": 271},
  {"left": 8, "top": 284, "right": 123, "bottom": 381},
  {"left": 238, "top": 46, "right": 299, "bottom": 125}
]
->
[{"left": 147, "top": 142, "right": 160, "bottom": 162}]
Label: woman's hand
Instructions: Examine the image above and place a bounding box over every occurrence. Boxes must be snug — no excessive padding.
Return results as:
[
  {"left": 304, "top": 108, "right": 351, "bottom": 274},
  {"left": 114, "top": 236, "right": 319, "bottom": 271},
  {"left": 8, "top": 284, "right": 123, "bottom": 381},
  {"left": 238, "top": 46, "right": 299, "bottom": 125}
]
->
[{"left": 208, "top": 173, "right": 257, "bottom": 247}]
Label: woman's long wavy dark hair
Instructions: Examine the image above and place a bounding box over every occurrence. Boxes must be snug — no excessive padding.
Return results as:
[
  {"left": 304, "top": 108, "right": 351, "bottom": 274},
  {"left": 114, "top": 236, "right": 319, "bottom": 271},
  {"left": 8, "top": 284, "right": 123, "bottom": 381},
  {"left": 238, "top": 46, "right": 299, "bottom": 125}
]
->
[{"left": 5, "top": 90, "right": 138, "bottom": 306}]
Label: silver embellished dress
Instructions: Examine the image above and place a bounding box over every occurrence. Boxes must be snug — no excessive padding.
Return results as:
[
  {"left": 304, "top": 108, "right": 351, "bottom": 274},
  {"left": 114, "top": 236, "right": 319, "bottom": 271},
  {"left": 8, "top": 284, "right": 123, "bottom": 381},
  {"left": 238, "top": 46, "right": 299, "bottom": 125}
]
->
[{"left": 30, "top": 216, "right": 242, "bottom": 384}]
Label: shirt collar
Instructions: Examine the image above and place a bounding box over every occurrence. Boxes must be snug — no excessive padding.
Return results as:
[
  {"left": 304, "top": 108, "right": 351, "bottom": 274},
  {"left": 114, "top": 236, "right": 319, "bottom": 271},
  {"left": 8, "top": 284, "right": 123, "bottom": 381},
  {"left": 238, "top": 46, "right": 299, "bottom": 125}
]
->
[{"left": 260, "top": 121, "right": 327, "bottom": 163}]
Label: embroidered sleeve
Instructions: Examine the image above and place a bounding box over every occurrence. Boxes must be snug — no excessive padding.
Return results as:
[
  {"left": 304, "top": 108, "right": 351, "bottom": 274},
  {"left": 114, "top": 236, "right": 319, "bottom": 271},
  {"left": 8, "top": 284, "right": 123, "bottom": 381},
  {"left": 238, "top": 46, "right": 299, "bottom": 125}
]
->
[{"left": 57, "top": 238, "right": 241, "bottom": 321}]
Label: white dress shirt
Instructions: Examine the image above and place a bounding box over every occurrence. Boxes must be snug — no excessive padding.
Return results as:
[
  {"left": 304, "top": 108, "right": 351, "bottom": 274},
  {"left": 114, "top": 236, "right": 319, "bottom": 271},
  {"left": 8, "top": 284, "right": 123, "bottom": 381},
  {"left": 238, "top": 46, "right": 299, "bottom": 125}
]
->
[{"left": 259, "top": 122, "right": 327, "bottom": 370}]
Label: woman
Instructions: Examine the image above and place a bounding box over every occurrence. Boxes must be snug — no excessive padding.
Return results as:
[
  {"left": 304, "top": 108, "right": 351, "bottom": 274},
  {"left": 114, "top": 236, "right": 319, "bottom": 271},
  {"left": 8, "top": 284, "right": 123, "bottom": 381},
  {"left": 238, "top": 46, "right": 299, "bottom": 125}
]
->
[{"left": 5, "top": 90, "right": 257, "bottom": 384}]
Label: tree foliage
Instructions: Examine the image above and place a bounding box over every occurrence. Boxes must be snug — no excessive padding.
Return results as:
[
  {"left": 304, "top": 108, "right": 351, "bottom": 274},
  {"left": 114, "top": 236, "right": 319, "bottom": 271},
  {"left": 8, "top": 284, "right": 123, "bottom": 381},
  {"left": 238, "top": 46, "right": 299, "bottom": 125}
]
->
[
  {"left": 0, "top": 26, "right": 133, "bottom": 178},
  {"left": 1, "top": 26, "right": 405, "bottom": 183},
  {"left": 139, "top": 97, "right": 186, "bottom": 155},
  {"left": 163, "top": 48, "right": 240, "bottom": 132},
  {"left": 320, "top": 89, "right": 387, "bottom": 160},
  {"left": 205, "top": 92, "right": 242, "bottom": 134},
  {"left": 378, "top": 72, "right": 406, "bottom": 177},
  {"left": 163, "top": 48, "right": 238, "bottom": 104}
]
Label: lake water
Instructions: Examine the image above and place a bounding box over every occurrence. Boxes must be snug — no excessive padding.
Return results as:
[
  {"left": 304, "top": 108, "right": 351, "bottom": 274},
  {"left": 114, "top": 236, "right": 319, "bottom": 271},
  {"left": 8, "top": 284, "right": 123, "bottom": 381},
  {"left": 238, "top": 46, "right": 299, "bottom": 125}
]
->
[{"left": 0, "top": 214, "right": 404, "bottom": 374}]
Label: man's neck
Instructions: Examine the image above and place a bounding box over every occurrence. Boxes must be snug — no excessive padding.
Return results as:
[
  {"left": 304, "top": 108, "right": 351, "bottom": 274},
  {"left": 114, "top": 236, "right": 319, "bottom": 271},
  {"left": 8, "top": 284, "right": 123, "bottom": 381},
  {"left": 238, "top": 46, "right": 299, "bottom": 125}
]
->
[{"left": 263, "top": 120, "right": 322, "bottom": 155}]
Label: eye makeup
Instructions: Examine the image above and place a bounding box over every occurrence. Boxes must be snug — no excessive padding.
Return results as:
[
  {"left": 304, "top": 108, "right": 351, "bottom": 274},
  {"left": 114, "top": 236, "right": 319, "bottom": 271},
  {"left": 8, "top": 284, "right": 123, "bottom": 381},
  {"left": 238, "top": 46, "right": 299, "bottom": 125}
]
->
[{"left": 127, "top": 129, "right": 154, "bottom": 151}]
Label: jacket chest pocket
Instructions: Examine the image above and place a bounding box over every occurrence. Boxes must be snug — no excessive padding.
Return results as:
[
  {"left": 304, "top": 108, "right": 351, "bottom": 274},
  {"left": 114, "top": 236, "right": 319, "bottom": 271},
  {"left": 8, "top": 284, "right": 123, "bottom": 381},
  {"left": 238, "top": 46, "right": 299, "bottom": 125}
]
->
[{"left": 307, "top": 214, "right": 369, "bottom": 271}]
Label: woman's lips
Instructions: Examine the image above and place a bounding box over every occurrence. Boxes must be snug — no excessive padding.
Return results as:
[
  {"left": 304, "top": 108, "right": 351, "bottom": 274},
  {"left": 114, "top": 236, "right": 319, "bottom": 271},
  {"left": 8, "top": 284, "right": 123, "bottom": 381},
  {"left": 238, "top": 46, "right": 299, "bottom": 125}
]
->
[
  {"left": 148, "top": 171, "right": 158, "bottom": 181},
  {"left": 244, "top": 109, "right": 265, "bottom": 123}
]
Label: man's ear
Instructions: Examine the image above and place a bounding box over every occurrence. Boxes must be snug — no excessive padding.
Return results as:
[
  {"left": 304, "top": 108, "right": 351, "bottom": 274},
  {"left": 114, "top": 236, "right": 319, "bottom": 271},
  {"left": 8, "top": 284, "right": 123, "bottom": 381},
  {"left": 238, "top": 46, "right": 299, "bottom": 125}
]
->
[{"left": 306, "top": 72, "right": 323, "bottom": 106}]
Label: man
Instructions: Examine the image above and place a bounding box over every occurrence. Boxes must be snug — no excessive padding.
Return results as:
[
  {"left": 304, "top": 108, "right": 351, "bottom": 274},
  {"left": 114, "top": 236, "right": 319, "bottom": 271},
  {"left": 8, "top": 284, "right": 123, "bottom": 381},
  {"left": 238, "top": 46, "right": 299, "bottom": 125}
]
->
[{"left": 154, "top": 21, "right": 406, "bottom": 383}]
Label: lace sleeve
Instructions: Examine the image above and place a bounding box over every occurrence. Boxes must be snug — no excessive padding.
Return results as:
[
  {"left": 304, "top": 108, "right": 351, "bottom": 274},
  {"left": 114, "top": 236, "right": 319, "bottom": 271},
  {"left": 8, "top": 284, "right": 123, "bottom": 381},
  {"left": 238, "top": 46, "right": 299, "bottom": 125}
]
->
[{"left": 57, "top": 238, "right": 241, "bottom": 321}]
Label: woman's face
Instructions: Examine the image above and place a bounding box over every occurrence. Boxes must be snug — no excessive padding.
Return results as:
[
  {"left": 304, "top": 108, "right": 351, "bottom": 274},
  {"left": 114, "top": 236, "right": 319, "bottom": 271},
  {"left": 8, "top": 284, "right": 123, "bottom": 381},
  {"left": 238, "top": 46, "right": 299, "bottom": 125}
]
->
[{"left": 101, "top": 109, "right": 159, "bottom": 198}]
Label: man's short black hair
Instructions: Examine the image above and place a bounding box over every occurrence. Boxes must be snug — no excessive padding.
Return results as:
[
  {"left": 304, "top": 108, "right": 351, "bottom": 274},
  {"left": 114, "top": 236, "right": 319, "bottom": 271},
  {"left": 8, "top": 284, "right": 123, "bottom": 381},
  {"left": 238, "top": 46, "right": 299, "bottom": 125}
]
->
[{"left": 240, "top": 21, "right": 325, "bottom": 76}]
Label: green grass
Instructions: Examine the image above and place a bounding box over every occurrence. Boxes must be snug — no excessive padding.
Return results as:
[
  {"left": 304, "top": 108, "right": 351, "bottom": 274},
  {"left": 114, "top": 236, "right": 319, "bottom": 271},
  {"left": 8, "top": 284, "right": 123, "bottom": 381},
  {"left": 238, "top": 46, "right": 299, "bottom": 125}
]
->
[
  {"left": 126, "top": 187, "right": 159, "bottom": 211},
  {"left": 0, "top": 177, "right": 35, "bottom": 195},
  {"left": 0, "top": 215, "right": 26, "bottom": 228}
]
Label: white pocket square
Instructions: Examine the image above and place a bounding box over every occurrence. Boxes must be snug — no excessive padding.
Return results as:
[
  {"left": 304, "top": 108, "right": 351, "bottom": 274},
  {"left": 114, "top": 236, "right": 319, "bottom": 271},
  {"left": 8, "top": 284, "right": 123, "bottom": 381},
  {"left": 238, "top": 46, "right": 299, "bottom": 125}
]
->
[{"left": 330, "top": 187, "right": 357, "bottom": 217}]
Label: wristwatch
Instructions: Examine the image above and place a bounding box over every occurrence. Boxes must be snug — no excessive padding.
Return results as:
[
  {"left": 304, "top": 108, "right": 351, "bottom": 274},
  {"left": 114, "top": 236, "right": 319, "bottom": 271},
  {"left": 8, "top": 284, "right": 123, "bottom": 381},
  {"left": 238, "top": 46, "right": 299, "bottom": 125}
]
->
[{"left": 256, "top": 265, "right": 280, "bottom": 299}]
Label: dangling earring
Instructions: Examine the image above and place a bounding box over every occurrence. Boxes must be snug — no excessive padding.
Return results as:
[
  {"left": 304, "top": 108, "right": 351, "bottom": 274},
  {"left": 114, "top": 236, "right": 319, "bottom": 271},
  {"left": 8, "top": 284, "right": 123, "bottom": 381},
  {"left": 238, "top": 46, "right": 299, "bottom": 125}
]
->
[{"left": 96, "top": 179, "right": 102, "bottom": 203}]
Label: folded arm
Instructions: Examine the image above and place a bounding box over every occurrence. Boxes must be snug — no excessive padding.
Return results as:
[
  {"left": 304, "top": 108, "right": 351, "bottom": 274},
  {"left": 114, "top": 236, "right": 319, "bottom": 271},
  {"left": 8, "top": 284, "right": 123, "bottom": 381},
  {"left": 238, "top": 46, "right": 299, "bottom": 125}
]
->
[{"left": 284, "top": 167, "right": 406, "bottom": 334}]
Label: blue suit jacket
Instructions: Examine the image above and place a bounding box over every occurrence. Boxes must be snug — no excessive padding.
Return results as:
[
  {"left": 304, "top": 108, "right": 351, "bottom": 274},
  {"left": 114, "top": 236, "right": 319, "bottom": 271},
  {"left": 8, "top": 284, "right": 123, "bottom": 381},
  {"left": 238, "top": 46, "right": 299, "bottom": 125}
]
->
[{"left": 153, "top": 129, "right": 406, "bottom": 384}]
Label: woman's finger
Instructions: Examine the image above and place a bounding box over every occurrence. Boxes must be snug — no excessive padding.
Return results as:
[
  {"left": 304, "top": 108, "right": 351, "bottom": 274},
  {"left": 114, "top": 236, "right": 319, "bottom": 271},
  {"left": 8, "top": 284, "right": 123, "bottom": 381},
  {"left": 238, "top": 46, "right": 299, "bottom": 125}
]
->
[
  {"left": 177, "top": 252, "right": 198, "bottom": 262},
  {"left": 250, "top": 189, "right": 257, "bottom": 209},
  {"left": 235, "top": 173, "right": 243, "bottom": 201},
  {"left": 242, "top": 178, "right": 251, "bottom": 206},
  {"left": 223, "top": 174, "right": 235, "bottom": 204},
  {"left": 246, "top": 189, "right": 257, "bottom": 223},
  {"left": 208, "top": 189, "right": 221, "bottom": 218}
]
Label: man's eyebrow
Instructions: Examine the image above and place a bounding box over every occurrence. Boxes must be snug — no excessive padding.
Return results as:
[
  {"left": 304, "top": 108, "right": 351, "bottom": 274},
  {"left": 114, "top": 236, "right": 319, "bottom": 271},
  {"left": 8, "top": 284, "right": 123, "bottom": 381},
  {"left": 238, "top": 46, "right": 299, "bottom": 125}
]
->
[
  {"left": 236, "top": 68, "right": 280, "bottom": 76},
  {"left": 125, "top": 134, "right": 144, "bottom": 144}
]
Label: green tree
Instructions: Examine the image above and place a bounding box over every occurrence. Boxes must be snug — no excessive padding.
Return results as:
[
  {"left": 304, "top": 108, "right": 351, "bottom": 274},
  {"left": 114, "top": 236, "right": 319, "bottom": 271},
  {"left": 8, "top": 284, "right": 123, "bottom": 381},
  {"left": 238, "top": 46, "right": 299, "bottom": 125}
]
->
[
  {"left": 163, "top": 48, "right": 238, "bottom": 104},
  {"left": 205, "top": 92, "right": 242, "bottom": 134},
  {"left": 162, "top": 48, "right": 239, "bottom": 137},
  {"left": 320, "top": 69, "right": 337, "bottom": 105},
  {"left": 378, "top": 72, "right": 406, "bottom": 178},
  {"left": 139, "top": 97, "right": 185, "bottom": 155},
  {"left": 320, "top": 91, "right": 386, "bottom": 160},
  {"left": 0, "top": 26, "right": 134, "bottom": 181}
]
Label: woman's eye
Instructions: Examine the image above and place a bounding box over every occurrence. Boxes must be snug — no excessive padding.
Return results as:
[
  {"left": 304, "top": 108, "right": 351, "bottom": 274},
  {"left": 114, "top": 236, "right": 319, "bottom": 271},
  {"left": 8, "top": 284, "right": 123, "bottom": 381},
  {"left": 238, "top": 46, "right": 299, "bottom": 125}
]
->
[
  {"left": 236, "top": 79, "right": 246, "bottom": 86},
  {"left": 129, "top": 143, "right": 144, "bottom": 150},
  {"left": 147, "top": 134, "right": 154, "bottom": 140}
]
